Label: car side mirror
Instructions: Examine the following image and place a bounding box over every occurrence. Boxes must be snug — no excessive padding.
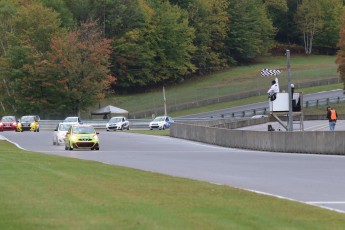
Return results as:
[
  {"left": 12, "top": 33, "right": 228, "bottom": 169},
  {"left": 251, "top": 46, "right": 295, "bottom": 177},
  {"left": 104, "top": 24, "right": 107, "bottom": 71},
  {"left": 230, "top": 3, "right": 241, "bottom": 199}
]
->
[{"left": 96, "top": 132, "right": 100, "bottom": 135}]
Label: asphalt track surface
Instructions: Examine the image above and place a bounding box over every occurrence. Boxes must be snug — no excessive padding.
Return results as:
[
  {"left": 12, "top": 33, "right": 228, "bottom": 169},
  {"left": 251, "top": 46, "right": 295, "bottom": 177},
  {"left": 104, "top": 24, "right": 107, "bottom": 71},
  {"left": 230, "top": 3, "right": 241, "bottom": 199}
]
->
[{"left": 2, "top": 129, "right": 345, "bottom": 214}]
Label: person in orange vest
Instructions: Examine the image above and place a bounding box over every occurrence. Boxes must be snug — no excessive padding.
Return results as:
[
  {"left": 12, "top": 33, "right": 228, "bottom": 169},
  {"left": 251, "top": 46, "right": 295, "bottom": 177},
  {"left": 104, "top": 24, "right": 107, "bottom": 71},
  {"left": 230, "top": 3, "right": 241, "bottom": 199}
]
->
[{"left": 326, "top": 106, "right": 338, "bottom": 131}]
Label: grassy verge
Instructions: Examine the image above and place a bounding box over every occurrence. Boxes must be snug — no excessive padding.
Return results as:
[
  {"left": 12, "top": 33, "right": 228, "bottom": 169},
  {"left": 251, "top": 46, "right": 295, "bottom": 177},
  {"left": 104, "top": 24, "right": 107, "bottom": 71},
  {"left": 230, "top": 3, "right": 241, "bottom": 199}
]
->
[{"left": 1, "top": 141, "right": 345, "bottom": 229}]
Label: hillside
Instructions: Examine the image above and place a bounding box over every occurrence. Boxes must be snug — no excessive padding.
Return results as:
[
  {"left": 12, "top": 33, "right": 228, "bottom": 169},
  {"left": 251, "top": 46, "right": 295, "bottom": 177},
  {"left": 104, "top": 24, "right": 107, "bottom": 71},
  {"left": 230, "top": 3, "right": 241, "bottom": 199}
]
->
[{"left": 85, "top": 55, "right": 340, "bottom": 119}]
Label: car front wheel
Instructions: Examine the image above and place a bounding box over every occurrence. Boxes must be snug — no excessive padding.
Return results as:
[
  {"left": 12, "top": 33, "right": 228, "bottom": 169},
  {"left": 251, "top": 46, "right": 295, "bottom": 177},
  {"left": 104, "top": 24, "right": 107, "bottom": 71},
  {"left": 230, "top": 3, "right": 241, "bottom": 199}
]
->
[{"left": 67, "top": 142, "right": 73, "bottom": 150}]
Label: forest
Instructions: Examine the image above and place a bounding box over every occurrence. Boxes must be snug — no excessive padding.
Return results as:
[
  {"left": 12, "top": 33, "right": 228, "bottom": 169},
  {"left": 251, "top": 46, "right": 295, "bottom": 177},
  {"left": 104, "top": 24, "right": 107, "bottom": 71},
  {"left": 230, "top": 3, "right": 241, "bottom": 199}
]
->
[{"left": 1, "top": 0, "right": 345, "bottom": 118}]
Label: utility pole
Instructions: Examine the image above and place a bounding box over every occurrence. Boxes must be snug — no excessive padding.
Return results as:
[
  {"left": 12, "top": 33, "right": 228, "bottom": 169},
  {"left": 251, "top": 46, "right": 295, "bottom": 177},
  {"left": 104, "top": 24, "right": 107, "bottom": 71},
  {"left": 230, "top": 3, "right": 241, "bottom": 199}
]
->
[
  {"left": 163, "top": 86, "right": 167, "bottom": 116},
  {"left": 287, "top": 50, "right": 293, "bottom": 131}
]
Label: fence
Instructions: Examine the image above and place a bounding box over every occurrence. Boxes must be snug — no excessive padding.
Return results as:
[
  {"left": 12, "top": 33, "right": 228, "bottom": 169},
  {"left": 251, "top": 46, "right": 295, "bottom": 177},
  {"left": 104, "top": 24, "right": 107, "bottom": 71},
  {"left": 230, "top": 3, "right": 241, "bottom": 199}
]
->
[
  {"left": 211, "top": 96, "right": 345, "bottom": 119},
  {"left": 129, "top": 78, "right": 341, "bottom": 118},
  {"left": 39, "top": 94, "right": 345, "bottom": 130}
]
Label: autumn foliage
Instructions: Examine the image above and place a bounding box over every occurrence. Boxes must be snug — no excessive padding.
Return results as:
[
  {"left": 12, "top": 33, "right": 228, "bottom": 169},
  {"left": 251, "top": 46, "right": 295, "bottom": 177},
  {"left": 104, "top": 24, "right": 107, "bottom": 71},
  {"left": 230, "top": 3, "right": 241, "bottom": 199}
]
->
[
  {"left": 336, "top": 14, "right": 345, "bottom": 91},
  {"left": 34, "top": 22, "right": 116, "bottom": 116}
]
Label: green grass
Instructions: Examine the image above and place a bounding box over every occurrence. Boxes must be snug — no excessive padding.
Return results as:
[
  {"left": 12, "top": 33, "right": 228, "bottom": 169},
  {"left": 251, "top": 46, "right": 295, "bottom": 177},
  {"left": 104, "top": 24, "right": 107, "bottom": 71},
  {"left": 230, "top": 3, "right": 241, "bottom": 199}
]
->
[
  {"left": 86, "top": 55, "right": 339, "bottom": 118},
  {"left": 1, "top": 141, "right": 345, "bottom": 229}
]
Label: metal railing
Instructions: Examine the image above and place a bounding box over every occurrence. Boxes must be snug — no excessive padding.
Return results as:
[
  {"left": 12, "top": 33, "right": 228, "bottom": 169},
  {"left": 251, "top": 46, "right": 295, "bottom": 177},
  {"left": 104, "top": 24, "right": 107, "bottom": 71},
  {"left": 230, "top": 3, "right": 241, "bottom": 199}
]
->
[
  {"left": 39, "top": 118, "right": 210, "bottom": 131},
  {"left": 201, "top": 96, "right": 345, "bottom": 119},
  {"left": 39, "top": 96, "right": 345, "bottom": 130}
]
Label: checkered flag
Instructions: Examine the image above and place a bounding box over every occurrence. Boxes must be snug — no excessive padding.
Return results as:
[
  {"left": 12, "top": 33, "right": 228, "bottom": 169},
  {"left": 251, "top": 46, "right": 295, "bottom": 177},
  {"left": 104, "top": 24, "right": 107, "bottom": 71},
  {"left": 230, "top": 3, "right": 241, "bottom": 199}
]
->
[{"left": 260, "top": 69, "right": 282, "bottom": 76}]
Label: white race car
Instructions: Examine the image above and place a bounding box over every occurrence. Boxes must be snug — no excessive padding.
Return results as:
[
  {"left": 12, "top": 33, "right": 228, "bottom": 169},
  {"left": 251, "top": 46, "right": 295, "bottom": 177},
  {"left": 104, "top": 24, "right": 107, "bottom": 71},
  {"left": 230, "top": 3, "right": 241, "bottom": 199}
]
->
[
  {"left": 149, "top": 116, "right": 174, "bottom": 130},
  {"left": 106, "top": 116, "right": 130, "bottom": 131},
  {"left": 53, "top": 123, "right": 72, "bottom": 145}
]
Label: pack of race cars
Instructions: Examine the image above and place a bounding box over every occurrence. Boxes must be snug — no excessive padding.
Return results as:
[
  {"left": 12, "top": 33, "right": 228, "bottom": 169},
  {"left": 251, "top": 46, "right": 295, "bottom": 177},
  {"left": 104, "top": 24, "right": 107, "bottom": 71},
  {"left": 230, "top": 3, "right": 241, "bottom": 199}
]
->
[
  {"left": 0, "top": 115, "right": 40, "bottom": 132},
  {"left": 1, "top": 115, "right": 174, "bottom": 151}
]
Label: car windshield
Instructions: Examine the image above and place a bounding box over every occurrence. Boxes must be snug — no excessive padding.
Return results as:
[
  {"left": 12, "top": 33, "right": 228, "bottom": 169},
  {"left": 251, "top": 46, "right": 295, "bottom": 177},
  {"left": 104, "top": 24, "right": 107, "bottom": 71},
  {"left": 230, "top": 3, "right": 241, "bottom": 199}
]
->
[
  {"left": 72, "top": 126, "right": 95, "bottom": 134},
  {"left": 64, "top": 117, "right": 78, "bottom": 122},
  {"left": 59, "top": 124, "right": 71, "bottom": 131},
  {"left": 153, "top": 117, "right": 165, "bottom": 122},
  {"left": 109, "top": 117, "right": 122, "bottom": 122},
  {"left": 1, "top": 116, "right": 15, "bottom": 122},
  {"left": 21, "top": 116, "right": 35, "bottom": 122}
]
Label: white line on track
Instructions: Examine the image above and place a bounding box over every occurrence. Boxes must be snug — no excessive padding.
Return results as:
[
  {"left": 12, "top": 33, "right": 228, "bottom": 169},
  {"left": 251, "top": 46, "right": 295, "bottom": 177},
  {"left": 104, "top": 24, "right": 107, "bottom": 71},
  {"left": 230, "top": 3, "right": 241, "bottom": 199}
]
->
[
  {"left": 0, "top": 135, "right": 27, "bottom": 151},
  {"left": 307, "top": 201, "right": 345, "bottom": 204},
  {"left": 210, "top": 181, "right": 345, "bottom": 214}
]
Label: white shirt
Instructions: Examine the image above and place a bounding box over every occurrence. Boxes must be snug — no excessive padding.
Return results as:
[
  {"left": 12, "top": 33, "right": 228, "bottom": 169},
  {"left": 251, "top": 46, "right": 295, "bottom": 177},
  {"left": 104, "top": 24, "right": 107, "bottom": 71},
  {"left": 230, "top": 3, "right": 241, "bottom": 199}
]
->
[{"left": 267, "top": 77, "right": 279, "bottom": 94}]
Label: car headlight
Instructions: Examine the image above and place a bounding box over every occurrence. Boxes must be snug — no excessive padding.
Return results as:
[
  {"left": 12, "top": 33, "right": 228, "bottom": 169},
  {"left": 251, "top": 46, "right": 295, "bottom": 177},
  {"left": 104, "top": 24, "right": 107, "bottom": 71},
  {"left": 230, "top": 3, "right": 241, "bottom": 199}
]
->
[
  {"left": 71, "top": 135, "right": 78, "bottom": 141},
  {"left": 93, "top": 135, "right": 99, "bottom": 140}
]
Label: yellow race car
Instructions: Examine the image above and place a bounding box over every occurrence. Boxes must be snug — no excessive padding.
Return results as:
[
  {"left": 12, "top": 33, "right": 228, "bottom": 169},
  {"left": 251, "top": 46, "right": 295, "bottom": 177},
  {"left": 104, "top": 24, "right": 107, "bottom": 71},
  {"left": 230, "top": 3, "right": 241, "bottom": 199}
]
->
[
  {"left": 65, "top": 124, "right": 100, "bottom": 150},
  {"left": 17, "top": 115, "right": 40, "bottom": 132}
]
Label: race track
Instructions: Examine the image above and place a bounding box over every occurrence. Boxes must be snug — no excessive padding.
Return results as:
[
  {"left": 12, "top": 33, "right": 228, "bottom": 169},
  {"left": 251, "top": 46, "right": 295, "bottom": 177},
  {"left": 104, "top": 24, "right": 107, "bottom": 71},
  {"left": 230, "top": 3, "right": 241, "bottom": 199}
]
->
[{"left": 2, "top": 130, "right": 345, "bottom": 213}]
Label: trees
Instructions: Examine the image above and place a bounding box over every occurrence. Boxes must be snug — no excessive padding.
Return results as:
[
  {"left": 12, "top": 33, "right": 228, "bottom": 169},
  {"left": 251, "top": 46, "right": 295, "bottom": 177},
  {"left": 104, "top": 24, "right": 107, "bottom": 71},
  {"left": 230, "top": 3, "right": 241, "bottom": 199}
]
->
[
  {"left": 0, "top": 1, "right": 62, "bottom": 115},
  {"left": 185, "top": 0, "right": 229, "bottom": 75},
  {"left": 0, "top": 0, "right": 19, "bottom": 56},
  {"left": 39, "top": 0, "right": 75, "bottom": 28},
  {"left": 89, "top": 0, "right": 148, "bottom": 38},
  {"left": 313, "top": 0, "right": 344, "bottom": 54},
  {"left": 36, "top": 22, "right": 116, "bottom": 116},
  {"left": 1, "top": 0, "right": 345, "bottom": 116},
  {"left": 13, "top": 1, "right": 62, "bottom": 52},
  {"left": 336, "top": 14, "right": 345, "bottom": 91},
  {"left": 227, "top": 0, "right": 276, "bottom": 62},
  {"left": 112, "top": 0, "right": 195, "bottom": 91},
  {"left": 263, "top": 0, "right": 288, "bottom": 42},
  {"left": 148, "top": 1, "right": 195, "bottom": 84},
  {"left": 0, "top": 0, "right": 20, "bottom": 113},
  {"left": 294, "top": 0, "right": 323, "bottom": 55}
]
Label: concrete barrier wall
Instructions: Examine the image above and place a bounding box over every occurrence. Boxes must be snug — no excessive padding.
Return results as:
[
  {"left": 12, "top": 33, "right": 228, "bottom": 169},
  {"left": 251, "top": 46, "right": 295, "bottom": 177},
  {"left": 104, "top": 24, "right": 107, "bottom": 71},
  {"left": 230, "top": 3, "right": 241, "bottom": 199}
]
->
[{"left": 170, "top": 122, "right": 345, "bottom": 155}]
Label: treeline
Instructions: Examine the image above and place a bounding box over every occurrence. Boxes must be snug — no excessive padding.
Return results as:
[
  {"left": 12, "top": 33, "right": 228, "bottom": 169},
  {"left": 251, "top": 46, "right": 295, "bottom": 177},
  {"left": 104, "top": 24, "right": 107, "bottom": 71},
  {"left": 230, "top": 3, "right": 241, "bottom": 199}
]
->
[{"left": 0, "top": 0, "right": 344, "bottom": 117}]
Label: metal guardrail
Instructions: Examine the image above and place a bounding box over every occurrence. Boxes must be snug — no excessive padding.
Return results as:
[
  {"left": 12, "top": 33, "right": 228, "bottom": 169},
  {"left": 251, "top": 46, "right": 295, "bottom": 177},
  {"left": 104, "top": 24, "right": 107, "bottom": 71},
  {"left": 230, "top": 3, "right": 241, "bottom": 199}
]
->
[
  {"left": 39, "top": 96, "right": 345, "bottom": 130},
  {"left": 39, "top": 118, "right": 211, "bottom": 130},
  {"left": 40, "top": 119, "right": 151, "bottom": 130},
  {"left": 194, "top": 96, "right": 345, "bottom": 119}
]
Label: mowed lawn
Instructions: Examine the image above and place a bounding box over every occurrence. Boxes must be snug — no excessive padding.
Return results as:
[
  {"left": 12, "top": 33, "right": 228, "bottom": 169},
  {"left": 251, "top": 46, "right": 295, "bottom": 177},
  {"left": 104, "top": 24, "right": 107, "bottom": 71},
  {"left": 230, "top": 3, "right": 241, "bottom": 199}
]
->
[{"left": 1, "top": 141, "right": 345, "bottom": 229}]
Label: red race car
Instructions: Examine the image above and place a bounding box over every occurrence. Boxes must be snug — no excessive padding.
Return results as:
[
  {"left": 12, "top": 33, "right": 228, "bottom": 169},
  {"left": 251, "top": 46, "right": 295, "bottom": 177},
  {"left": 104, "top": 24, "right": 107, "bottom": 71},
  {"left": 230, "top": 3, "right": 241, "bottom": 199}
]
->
[{"left": 0, "top": 116, "right": 19, "bottom": 131}]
